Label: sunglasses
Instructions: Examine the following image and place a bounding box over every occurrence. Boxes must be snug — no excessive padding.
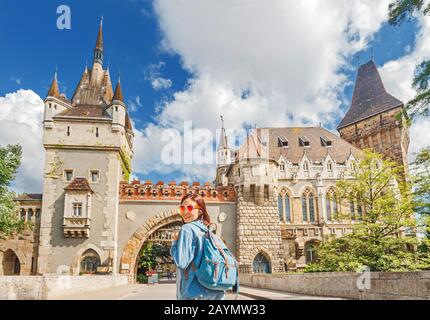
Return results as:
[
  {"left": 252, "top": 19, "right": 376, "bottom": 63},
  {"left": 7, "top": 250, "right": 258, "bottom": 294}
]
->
[{"left": 179, "top": 205, "right": 199, "bottom": 214}]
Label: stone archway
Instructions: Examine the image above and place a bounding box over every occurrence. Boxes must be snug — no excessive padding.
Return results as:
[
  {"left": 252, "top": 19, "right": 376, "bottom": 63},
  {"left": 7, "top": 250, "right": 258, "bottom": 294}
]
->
[
  {"left": 120, "top": 210, "right": 182, "bottom": 282},
  {"left": 2, "top": 249, "right": 21, "bottom": 275}
]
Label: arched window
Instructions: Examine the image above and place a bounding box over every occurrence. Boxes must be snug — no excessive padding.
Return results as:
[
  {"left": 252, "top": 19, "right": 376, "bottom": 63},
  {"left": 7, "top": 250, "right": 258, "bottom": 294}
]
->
[
  {"left": 350, "top": 201, "right": 355, "bottom": 220},
  {"left": 285, "top": 195, "right": 291, "bottom": 222},
  {"left": 303, "top": 161, "right": 309, "bottom": 172},
  {"left": 253, "top": 252, "right": 271, "bottom": 274},
  {"left": 278, "top": 195, "right": 283, "bottom": 221},
  {"left": 80, "top": 249, "right": 101, "bottom": 274},
  {"left": 302, "top": 188, "right": 316, "bottom": 223},
  {"left": 357, "top": 204, "right": 363, "bottom": 220},
  {"left": 327, "top": 161, "right": 333, "bottom": 172},
  {"left": 325, "top": 188, "right": 338, "bottom": 221},
  {"left": 278, "top": 189, "right": 292, "bottom": 223},
  {"left": 305, "top": 243, "right": 318, "bottom": 264}
]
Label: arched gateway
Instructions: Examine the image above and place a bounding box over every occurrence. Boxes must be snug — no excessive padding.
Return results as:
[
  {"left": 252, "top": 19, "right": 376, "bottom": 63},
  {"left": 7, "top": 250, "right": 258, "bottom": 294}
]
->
[{"left": 120, "top": 210, "right": 183, "bottom": 282}]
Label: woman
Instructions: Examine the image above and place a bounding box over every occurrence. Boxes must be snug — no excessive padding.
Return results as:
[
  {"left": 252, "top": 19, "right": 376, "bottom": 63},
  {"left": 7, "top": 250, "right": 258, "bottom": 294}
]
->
[{"left": 170, "top": 193, "right": 226, "bottom": 300}]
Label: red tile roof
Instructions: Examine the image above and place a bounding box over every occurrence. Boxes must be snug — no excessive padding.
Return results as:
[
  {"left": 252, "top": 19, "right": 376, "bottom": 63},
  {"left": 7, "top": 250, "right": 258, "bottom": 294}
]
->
[{"left": 64, "top": 177, "right": 93, "bottom": 193}]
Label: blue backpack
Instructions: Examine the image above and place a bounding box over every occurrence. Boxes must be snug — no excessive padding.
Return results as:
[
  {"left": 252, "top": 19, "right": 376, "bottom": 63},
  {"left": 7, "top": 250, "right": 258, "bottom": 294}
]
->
[{"left": 188, "top": 222, "right": 239, "bottom": 293}]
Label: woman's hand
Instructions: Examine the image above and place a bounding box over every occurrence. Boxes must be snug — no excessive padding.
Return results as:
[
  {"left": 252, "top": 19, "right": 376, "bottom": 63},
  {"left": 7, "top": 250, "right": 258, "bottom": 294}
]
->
[{"left": 171, "top": 230, "right": 180, "bottom": 241}]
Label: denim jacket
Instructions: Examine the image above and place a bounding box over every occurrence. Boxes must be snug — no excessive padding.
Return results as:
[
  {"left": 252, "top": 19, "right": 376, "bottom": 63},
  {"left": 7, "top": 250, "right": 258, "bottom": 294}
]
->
[{"left": 170, "top": 220, "right": 225, "bottom": 300}]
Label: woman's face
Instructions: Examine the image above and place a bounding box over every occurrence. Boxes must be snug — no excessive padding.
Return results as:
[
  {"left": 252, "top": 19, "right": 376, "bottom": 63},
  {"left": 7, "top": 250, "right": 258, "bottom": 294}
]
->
[{"left": 180, "top": 198, "right": 200, "bottom": 223}]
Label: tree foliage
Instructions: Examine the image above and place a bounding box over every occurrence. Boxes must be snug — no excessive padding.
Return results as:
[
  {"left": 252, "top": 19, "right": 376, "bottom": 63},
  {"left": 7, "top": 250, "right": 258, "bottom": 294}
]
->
[
  {"left": 0, "top": 144, "right": 25, "bottom": 239},
  {"left": 306, "top": 150, "right": 429, "bottom": 272},
  {"left": 389, "top": 0, "right": 430, "bottom": 118}
]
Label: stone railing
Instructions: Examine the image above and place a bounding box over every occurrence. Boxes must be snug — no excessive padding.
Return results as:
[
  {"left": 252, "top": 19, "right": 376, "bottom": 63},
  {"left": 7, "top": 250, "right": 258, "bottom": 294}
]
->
[
  {"left": 239, "top": 272, "right": 430, "bottom": 300},
  {"left": 0, "top": 275, "right": 128, "bottom": 300}
]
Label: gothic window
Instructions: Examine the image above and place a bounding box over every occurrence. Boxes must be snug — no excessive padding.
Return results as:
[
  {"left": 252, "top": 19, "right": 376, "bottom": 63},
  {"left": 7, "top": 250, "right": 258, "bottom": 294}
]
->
[
  {"left": 72, "top": 203, "right": 83, "bottom": 217},
  {"left": 303, "top": 161, "right": 309, "bottom": 172},
  {"left": 67, "top": 126, "right": 70, "bottom": 136},
  {"left": 350, "top": 161, "right": 356, "bottom": 171},
  {"left": 278, "top": 190, "right": 292, "bottom": 223},
  {"left": 350, "top": 201, "right": 355, "bottom": 220},
  {"left": 279, "top": 163, "right": 285, "bottom": 171},
  {"left": 327, "top": 161, "right": 333, "bottom": 172},
  {"left": 80, "top": 249, "right": 101, "bottom": 274},
  {"left": 325, "top": 188, "right": 339, "bottom": 221},
  {"left": 285, "top": 195, "right": 291, "bottom": 222},
  {"left": 305, "top": 243, "right": 318, "bottom": 264},
  {"left": 253, "top": 252, "right": 271, "bottom": 274},
  {"left": 302, "top": 188, "right": 316, "bottom": 223},
  {"left": 357, "top": 204, "right": 363, "bottom": 220},
  {"left": 278, "top": 195, "right": 283, "bottom": 221}
]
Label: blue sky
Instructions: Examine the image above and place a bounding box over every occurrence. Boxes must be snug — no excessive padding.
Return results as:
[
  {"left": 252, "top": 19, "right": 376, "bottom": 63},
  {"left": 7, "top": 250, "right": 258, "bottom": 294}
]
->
[{"left": 0, "top": 0, "right": 428, "bottom": 192}]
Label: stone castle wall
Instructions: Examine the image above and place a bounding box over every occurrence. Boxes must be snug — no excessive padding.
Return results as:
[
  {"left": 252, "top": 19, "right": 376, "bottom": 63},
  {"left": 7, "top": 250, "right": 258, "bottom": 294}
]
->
[{"left": 339, "top": 107, "right": 409, "bottom": 168}]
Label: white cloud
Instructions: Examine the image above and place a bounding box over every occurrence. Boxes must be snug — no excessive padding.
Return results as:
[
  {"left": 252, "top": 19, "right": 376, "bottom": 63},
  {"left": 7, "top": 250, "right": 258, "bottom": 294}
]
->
[
  {"left": 132, "top": 0, "right": 395, "bottom": 181},
  {"left": 151, "top": 77, "right": 172, "bottom": 90},
  {"left": 0, "top": 90, "right": 44, "bottom": 193},
  {"left": 379, "top": 13, "right": 430, "bottom": 161},
  {"left": 144, "top": 61, "right": 173, "bottom": 91}
]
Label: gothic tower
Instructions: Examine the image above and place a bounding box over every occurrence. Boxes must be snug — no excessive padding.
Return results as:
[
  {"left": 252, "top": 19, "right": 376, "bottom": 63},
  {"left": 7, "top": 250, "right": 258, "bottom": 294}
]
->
[
  {"left": 215, "top": 116, "right": 233, "bottom": 186},
  {"left": 38, "top": 19, "right": 134, "bottom": 275},
  {"left": 338, "top": 60, "right": 409, "bottom": 169}
]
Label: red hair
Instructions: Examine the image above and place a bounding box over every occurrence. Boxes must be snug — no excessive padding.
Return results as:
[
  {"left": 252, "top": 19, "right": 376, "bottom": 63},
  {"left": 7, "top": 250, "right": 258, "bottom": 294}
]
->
[{"left": 181, "top": 193, "right": 211, "bottom": 226}]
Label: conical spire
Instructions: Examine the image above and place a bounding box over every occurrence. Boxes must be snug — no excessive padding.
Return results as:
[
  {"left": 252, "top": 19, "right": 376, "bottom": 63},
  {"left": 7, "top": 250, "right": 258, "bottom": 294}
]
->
[
  {"left": 218, "top": 115, "right": 229, "bottom": 150},
  {"left": 96, "top": 16, "right": 103, "bottom": 51},
  {"left": 113, "top": 76, "right": 124, "bottom": 102},
  {"left": 47, "top": 70, "right": 60, "bottom": 98},
  {"left": 337, "top": 60, "right": 403, "bottom": 129},
  {"left": 93, "top": 17, "right": 104, "bottom": 66}
]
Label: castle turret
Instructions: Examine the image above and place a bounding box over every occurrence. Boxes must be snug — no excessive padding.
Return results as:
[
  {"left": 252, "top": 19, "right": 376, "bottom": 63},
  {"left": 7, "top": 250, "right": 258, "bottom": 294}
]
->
[
  {"left": 216, "top": 116, "right": 233, "bottom": 186},
  {"left": 337, "top": 60, "right": 409, "bottom": 169}
]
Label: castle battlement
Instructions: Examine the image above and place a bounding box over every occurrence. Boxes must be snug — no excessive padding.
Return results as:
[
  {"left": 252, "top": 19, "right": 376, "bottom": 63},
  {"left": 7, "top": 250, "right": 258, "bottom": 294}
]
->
[{"left": 119, "top": 180, "right": 236, "bottom": 202}]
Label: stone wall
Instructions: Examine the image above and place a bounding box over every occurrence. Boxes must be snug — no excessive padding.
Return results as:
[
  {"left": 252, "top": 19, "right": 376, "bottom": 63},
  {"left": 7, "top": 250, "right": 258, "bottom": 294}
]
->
[
  {"left": 239, "top": 272, "right": 430, "bottom": 300},
  {"left": 338, "top": 107, "right": 409, "bottom": 168},
  {"left": 0, "top": 275, "right": 128, "bottom": 300},
  {"left": 237, "top": 199, "right": 285, "bottom": 273}
]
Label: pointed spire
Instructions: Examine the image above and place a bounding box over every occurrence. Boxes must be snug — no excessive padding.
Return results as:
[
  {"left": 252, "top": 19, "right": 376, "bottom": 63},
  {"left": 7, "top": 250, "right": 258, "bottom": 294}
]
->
[
  {"left": 218, "top": 115, "right": 229, "bottom": 150},
  {"left": 337, "top": 60, "right": 403, "bottom": 129},
  {"left": 96, "top": 16, "right": 104, "bottom": 51},
  {"left": 113, "top": 76, "right": 124, "bottom": 102},
  {"left": 47, "top": 69, "right": 60, "bottom": 98},
  {"left": 93, "top": 17, "right": 104, "bottom": 66}
]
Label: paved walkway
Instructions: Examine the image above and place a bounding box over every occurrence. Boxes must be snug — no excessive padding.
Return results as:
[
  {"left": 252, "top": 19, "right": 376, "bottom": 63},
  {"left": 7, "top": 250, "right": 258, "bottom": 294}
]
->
[{"left": 55, "top": 282, "right": 342, "bottom": 300}]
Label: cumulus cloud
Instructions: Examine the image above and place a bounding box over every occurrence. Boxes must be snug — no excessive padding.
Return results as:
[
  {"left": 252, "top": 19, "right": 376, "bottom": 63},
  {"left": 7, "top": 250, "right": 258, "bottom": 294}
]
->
[
  {"left": 132, "top": 0, "right": 396, "bottom": 181},
  {"left": 380, "top": 13, "right": 430, "bottom": 160},
  {"left": 0, "top": 90, "right": 44, "bottom": 193}
]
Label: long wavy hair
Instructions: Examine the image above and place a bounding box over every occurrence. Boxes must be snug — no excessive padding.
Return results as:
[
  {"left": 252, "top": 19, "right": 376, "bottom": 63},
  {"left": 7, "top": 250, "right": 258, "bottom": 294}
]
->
[{"left": 180, "top": 193, "right": 211, "bottom": 226}]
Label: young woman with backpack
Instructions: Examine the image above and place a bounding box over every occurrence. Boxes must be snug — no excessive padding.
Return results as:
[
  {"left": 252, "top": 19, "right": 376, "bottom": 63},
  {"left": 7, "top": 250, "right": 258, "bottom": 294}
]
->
[{"left": 170, "top": 193, "right": 239, "bottom": 300}]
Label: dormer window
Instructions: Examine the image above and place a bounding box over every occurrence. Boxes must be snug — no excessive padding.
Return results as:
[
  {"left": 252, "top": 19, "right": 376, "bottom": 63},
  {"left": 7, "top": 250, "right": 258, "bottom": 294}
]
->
[
  {"left": 320, "top": 136, "right": 332, "bottom": 147},
  {"left": 280, "top": 163, "right": 285, "bottom": 171},
  {"left": 278, "top": 136, "right": 289, "bottom": 148},
  {"left": 303, "top": 161, "right": 309, "bottom": 172},
  {"left": 299, "top": 136, "right": 310, "bottom": 147},
  {"left": 327, "top": 161, "right": 333, "bottom": 172}
]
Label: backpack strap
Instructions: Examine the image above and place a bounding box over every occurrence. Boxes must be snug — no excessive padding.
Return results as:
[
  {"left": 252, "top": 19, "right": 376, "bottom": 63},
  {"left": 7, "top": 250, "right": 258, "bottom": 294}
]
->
[{"left": 207, "top": 231, "right": 230, "bottom": 274}]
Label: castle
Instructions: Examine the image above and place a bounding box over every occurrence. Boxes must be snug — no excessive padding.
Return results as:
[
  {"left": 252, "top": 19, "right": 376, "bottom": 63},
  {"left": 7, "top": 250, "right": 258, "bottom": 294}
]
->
[{"left": 0, "top": 21, "right": 409, "bottom": 279}]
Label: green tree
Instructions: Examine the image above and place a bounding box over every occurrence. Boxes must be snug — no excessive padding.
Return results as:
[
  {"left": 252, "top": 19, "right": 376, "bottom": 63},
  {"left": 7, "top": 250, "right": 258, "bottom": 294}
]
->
[
  {"left": 389, "top": 0, "right": 430, "bottom": 118},
  {"left": 412, "top": 147, "right": 430, "bottom": 251},
  {"left": 306, "top": 150, "right": 429, "bottom": 272},
  {"left": 0, "top": 144, "right": 25, "bottom": 239}
]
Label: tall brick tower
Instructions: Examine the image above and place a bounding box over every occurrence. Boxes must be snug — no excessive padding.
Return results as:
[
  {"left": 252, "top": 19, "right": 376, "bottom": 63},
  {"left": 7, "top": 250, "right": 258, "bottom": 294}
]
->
[{"left": 337, "top": 60, "right": 409, "bottom": 169}]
